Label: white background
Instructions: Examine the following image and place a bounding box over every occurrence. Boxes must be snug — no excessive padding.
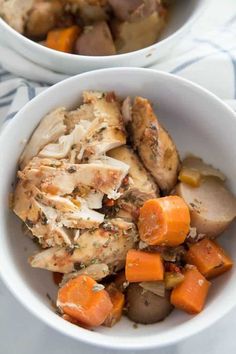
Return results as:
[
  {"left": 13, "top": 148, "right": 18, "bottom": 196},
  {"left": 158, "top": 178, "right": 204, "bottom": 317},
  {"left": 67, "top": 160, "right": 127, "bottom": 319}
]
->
[{"left": 1, "top": 1, "right": 236, "bottom": 353}]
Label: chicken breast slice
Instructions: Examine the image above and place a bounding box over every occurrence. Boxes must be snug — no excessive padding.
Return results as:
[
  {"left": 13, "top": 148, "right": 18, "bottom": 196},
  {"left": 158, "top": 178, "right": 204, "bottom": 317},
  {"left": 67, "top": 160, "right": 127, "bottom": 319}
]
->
[
  {"left": 60, "top": 263, "right": 110, "bottom": 286},
  {"left": 38, "top": 120, "right": 91, "bottom": 159},
  {"left": 29, "top": 218, "right": 138, "bottom": 273},
  {"left": 65, "top": 104, "right": 95, "bottom": 132},
  {"left": 20, "top": 160, "right": 129, "bottom": 198},
  {"left": 13, "top": 182, "right": 73, "bottom": 247},
  {"left": 108, "top": 146, "right": 158, "bottom": 196},
  {"left": 14, "top": 180, "right": 104, "bottom": 234},
  {"left": 20, "top": 108, "right": 67, "bottom": 169},
  {"left": 131, "top": 97, "right": 180, "bottom": 193}
]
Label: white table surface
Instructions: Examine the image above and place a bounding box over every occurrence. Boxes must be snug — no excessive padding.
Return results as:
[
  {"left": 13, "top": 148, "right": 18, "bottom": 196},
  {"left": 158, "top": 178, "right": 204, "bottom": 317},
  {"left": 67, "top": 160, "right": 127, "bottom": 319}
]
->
[{"left": 1, "top": 1, "right": 236, "bottom": 353}]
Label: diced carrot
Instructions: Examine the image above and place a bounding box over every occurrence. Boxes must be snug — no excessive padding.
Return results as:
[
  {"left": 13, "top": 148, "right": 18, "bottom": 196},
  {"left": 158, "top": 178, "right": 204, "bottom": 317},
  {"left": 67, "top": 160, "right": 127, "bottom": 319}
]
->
[
  {"left": 57, "top": 275, "right": 113, "bottom": 327},
  {"left": 103, "top": 284, "right": 125, "bottom": 327},
  {"left": 138, "top": 196, "right": 190, "bottom": 246},
  {"left": 46, "top": 26, "right": 80, "bottom": 53},
  {"left": 170, "top": 266, "right": 210, "bottom": 314},
  {"left": 125, "top": 249, "right": 164, "bottom": 282},
  {"left": 53, "top": 272, "right": 63, "bottom": 286},
  {"left": 62, "top": 314, "right": 79, "bottom": 325},
  {"left": 185, "top": 239, "right": 233, "bottom": 279}
]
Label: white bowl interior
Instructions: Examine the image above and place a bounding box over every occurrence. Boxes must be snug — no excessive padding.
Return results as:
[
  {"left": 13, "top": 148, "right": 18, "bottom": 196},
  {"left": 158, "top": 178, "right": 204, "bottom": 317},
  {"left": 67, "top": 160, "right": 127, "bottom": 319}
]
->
[
  {"left": 0, "top": 0, "right": 207, "bottom": 75},
  {"left": 0, "top": 68, "right": 236, "bottom": 350}
]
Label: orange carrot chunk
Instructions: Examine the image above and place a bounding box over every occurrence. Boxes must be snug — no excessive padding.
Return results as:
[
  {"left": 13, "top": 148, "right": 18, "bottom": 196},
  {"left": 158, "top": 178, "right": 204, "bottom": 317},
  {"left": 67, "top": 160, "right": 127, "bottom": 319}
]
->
[
  {"left": 125, "top": 249, "right": 164, "bottom": 282},
  {"left": 103, "top": 284, "right": 125, "bottom": 327},
  {"left": 62, "top": 314, "right": 80, "bottom": 325},
  {"left": 138, "top": 196, "right": 190, "bottom": 246},
  {"left": 185, "top": 239, "right": 233, "bottom": 279},
  {"left": 57, "top": 275, "right": 113, "bottom": 327},
  {"left": 46, "top": 26, "right": 80, "bottom": 53},
  {"left": 170, "top": 266, "right": 210, "bottom": 314}
]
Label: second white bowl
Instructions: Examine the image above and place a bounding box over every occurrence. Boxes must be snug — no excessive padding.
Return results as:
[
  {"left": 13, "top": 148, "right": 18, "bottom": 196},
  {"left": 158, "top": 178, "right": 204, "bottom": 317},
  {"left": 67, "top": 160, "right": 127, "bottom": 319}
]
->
[{"left": 0, "top": 0, "right": 206, "bottom": 75}]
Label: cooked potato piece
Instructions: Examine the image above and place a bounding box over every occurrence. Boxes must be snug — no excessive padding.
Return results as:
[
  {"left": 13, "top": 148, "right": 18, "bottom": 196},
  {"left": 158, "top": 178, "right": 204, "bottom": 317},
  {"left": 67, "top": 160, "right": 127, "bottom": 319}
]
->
[
  {"left": 126, "top": 284, "right": 173, "bottom": 324},
  {"left": 112, "top": 10, "right": 165, "bottom": 54},
  {"left": 131, "top": 97, "right": 180, "bottom": 193},
  {"left": 176, "top": 177, "right": 236, "bottom": 238},
  {"left": 108, "top": 0, "right": 142, "bottom": 21},
  {"left": 182, "top": 156, "right": 225, "bottom": 181},
  {"left": 25, "top": 1, "right": 64, "bottom": 39},
  {"left": 75, "top": 21, "right": 116, "bottom": 56}
]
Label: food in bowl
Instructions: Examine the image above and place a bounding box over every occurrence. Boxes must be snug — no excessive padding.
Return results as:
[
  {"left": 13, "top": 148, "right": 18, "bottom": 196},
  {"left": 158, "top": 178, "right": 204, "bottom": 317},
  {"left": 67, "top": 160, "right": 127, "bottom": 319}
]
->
[
  {"left": 12, "top": 90, "right": 236, "bottom": 329},
  {"left": 0, "top": 0, "right": 175, "bottom": 55}
]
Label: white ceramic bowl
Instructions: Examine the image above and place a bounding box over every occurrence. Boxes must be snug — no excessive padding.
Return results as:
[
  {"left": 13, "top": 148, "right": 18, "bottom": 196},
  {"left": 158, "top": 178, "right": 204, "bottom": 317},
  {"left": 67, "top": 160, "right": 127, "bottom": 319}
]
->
[
  {"left": 0, "top": 0, "right": 207, "bottom": 75},
  {"left": 0, "top": 68, "right": 236, "bottom": 351}
]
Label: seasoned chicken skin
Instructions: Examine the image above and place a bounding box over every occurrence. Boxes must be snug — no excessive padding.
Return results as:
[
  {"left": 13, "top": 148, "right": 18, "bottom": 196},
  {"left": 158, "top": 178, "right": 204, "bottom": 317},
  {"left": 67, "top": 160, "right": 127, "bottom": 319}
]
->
[
  {"left": 108, "top": 146, "right": 159, "bottom": 219},
  {"left": 131, "top": 97, "right": 180, "bottom": 193},
  {"left": 29, "top": 218, "right": 138, "bottom": 273}
]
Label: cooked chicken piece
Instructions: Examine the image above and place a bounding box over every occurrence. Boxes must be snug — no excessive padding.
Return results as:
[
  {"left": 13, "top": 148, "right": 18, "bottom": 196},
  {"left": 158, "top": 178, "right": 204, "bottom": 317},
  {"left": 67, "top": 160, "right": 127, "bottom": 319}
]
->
[
  {"left": 13, "top": 182, "right": 73, "bottom": 247},
  {"left": 108, "top": 146, "right": 159, "bottom": 220},
  {"left": 29, "top": 218, "right": 138, "bottom": 273},
  {"left": 65, "top": 91, "right": 126, "bottom": 158},
  {"left": 81, "top": 118, "right": 126, "bottom": 159},
  {"left": 108, "top": 0, "right": 142, "bottom": 21},
  {"left": 14, "top": 180, "right": 104, "bottom": 232},
  {"left": 25, "top": 0, "right": 64, "bottom": 39},
  {"left": 82, "top": 91, "right": 123, "bottom": 127},
  {"left": 84, "top": 190, "right": 104, "bottom": 209},
  {"left": 20, "top": 108, "right": 66, "bottom": 169},
  {"left": 20, "top": 158, "right": 129, "bottom": 198},
  {"left": 65, "top": 104, "right": 95, "bottom": 132},
  {"left": 112, "top": 11, "right": 165, "bottom": 54},
  {"left": 39, "top": 120, "right": 91, "bottom": 159},
  {"left": 131, "top": 97, "right": 180, "bottom": 193},
  {"left": 60, "top": 263, "right": 109, "bottom": 285},
  {"left": 108, "top": 146, "right": 158, "bottom": 196},
  {"left": 75, "top": 21, "right": 116, "bottom": 56},
  {"left": 38, "top": 195, "right": 105, "bottom": 228},
  {"left": 0, "top": 0, "right": 34, "bottom": 33}
]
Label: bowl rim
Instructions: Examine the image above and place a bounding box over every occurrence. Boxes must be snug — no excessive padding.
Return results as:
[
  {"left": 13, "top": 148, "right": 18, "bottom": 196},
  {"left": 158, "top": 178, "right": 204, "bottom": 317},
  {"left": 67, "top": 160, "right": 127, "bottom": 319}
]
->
[
  {"left": 0, "top": 0, "right": 207, "bottom": 62},
  {"left": 0, "top": 67, "right": 236, "bottom": 350}
]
